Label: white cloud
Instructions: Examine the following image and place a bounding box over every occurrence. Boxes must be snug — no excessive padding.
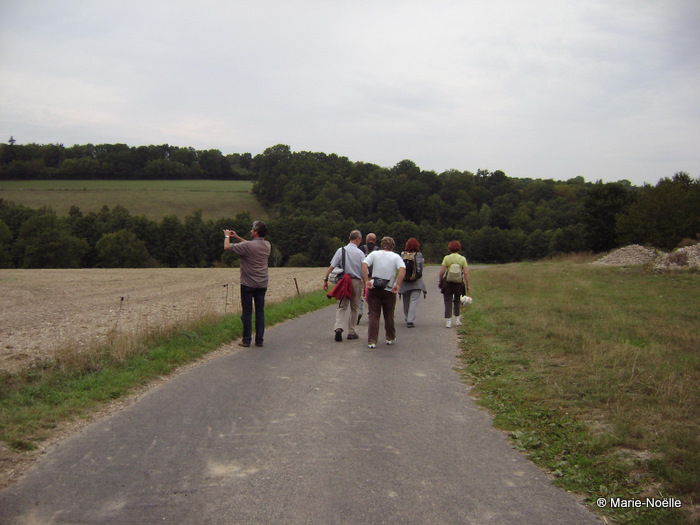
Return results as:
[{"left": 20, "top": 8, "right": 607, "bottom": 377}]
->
[{"left": 1, "top": 0, "right": 698, "bottom": 184}]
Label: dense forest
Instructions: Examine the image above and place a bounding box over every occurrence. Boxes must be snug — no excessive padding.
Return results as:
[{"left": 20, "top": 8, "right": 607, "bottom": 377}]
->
[
  {"left": 0, "top": 141, "right": 698, "bottom": 269},
  {"left": 0, "top": 138, "right": 256, "bottom": 180}
]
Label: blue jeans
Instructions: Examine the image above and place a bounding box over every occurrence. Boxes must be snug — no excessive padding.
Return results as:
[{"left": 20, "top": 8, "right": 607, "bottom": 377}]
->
[{"left": 240, "top": 285, "right": 267, "bottom": 345}]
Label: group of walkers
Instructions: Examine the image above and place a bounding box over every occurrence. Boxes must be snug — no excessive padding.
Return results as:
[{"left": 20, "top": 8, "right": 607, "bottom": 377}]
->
[
  {"left": 324, "top": 230, "right": 471, "bottom": 348},
  {"left": 222, "top": 222, "right": 471, "bottom": 350}
]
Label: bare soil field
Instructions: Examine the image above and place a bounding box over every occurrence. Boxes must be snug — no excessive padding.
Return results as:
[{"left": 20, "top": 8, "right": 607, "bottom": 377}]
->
[{"left": 0, "top": 267, "right": 324, "bottom": 375}]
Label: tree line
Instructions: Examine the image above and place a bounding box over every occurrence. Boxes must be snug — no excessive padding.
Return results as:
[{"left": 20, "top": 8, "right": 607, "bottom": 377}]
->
[
  {"left": 0, "top": 141, "right": 698, "bottom": 269},
  {"left": 250, "top": 145, "right": 698, "bottom": 256},
  {"left": 0, "top": 139, "right": 256, "bottom": 180}
]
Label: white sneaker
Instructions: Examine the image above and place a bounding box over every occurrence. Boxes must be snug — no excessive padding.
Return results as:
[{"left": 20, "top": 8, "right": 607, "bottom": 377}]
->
[
  {"left": 386, "top": 339, "right": 395, "bottom": 345},
  {"left": 445, "top": 318, "right": 452, "bottom": 328},
  {"left": 453, "top": 316, "right": 462, "bottom": 326},
  {"left": 368, "top": 343, "right": 376, "bottom": 349}
]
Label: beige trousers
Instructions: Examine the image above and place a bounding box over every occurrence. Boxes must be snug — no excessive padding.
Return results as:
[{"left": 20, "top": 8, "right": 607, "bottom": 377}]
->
[{"left": 334, "top": 278, "right": 363, "bottom": 336}]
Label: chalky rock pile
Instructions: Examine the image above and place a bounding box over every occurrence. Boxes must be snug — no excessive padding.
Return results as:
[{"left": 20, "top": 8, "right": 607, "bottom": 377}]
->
[
  {"left": 653, "top": 243, "right": 700, "bottom": 272},
  {"left": 592, "top": 243, "right": 700, "bottom": 272},
  {"left": 592, "top": 244, "right": 660, "bottom": 266}
]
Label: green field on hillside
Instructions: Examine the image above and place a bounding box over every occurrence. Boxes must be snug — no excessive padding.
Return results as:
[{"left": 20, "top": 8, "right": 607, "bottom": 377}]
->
[{"left": 0, "top": 180, "right": 266, "bottom": 220}]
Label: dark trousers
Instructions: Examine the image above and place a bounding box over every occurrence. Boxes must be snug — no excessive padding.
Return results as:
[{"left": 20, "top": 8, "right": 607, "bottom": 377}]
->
[
  {"left": 442, "top": 282, "right": 462, "bottom": 318},
  {"left": 367, "top": 288, "right": 397, "bottom": 344},
  {"left": 241, "top": 285, "right": 267, "bottom": 345}
]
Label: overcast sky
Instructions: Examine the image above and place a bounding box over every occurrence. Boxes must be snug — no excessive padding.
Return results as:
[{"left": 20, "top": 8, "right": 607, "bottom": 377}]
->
[{"left": 1, "top": 0, "right": 698, "bottom": 186}]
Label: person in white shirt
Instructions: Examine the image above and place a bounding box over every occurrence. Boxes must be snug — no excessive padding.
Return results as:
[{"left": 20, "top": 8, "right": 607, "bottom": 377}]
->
[{"left": 362, "top": 236, "right": 406, "bottom": 348}]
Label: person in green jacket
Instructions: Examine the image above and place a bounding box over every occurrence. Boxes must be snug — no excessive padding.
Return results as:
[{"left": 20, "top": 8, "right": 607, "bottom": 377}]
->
[{"left": 439, "top": 240, "right": 471, "bottom": 328}]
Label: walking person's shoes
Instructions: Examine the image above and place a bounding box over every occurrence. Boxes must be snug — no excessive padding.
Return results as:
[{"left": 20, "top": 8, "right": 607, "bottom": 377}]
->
[
  {"left": 407, "top": 322, "right": 415, "bottom": 328},
  {"left": 335, "top": 328, "right": 343, "bottom": 342},
  {"left": 238, "top": 341, "right": 251, "bottom": 347},
  {"left": 445, "top": 318, "right": 452, "bottom": 328},
  {"left": 386, "top": 339, "right": 395, "bottom": 345},
  {"left": 347, "top": 333, "right": 359, "bottom": 340},
  {"left": 453, "top": 316, "right": 462, "bottom": 327},
  {"left": 367, "top": 343, "right": 376, "bottom": 349}
]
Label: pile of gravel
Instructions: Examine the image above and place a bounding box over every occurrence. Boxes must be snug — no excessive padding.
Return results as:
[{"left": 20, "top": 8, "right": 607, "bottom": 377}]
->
[
  {"left": 592, "top": 243, "right": 700, "bottom": 272},
  {"left": 591, "top": 244, "right": 662, "bottom": 266},
  {"left": 653, "top": 243, "right": 700, "bottom": 272}
]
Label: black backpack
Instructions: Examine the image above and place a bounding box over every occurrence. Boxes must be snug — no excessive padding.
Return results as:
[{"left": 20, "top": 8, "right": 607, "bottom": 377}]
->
[{"left": 403, "top": 252, "right": 422, "bottom": 282}]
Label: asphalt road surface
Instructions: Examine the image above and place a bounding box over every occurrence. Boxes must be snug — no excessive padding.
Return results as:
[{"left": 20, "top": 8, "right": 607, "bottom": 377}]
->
[{"left": 0, "top": 267, "right": 600, "bottom": 524}]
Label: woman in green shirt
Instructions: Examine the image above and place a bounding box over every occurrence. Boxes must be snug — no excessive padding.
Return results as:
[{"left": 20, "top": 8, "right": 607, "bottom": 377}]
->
[{"left": 439, "top": 240, "right": 471, "bottom": 328}]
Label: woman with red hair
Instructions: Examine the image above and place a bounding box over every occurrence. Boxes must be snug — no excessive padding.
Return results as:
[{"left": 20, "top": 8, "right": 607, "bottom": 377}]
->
[
  {"left": 398, "top": 238, "right": 426, "bottom": 328},
  {"left": 439, "top": 240, "right": 471, "bottom": 328}
]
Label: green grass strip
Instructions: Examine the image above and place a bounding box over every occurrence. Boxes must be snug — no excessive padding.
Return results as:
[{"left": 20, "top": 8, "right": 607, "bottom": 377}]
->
[
  {"left": 0, "top": 290, "right": 330, "bottom": 453},
  {"left": 456, "top": 262, "right": 699, "bottom": 525}
]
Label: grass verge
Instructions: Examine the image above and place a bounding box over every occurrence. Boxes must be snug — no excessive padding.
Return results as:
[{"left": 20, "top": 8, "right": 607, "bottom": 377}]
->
[
  {"left": 457, "top": 260, "right": 699, "bottom": 524},
  {"left": 0, "top": 290, "right": 329, "bottom": 456}
]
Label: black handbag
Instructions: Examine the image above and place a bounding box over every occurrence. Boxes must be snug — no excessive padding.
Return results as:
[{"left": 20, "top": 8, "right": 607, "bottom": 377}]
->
[{"left": 372, "top": 278, "right": 390, "bottom": 290}]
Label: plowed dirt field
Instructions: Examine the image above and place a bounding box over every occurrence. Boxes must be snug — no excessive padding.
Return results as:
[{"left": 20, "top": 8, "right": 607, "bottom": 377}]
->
[{"left": 1, "top": 267, "right": 324, "bottom": 374}]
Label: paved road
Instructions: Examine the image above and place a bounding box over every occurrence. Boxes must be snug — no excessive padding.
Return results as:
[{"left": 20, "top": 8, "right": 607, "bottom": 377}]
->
[{"left": 0, "top": 267, "right": 600, "bottom": 524}]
